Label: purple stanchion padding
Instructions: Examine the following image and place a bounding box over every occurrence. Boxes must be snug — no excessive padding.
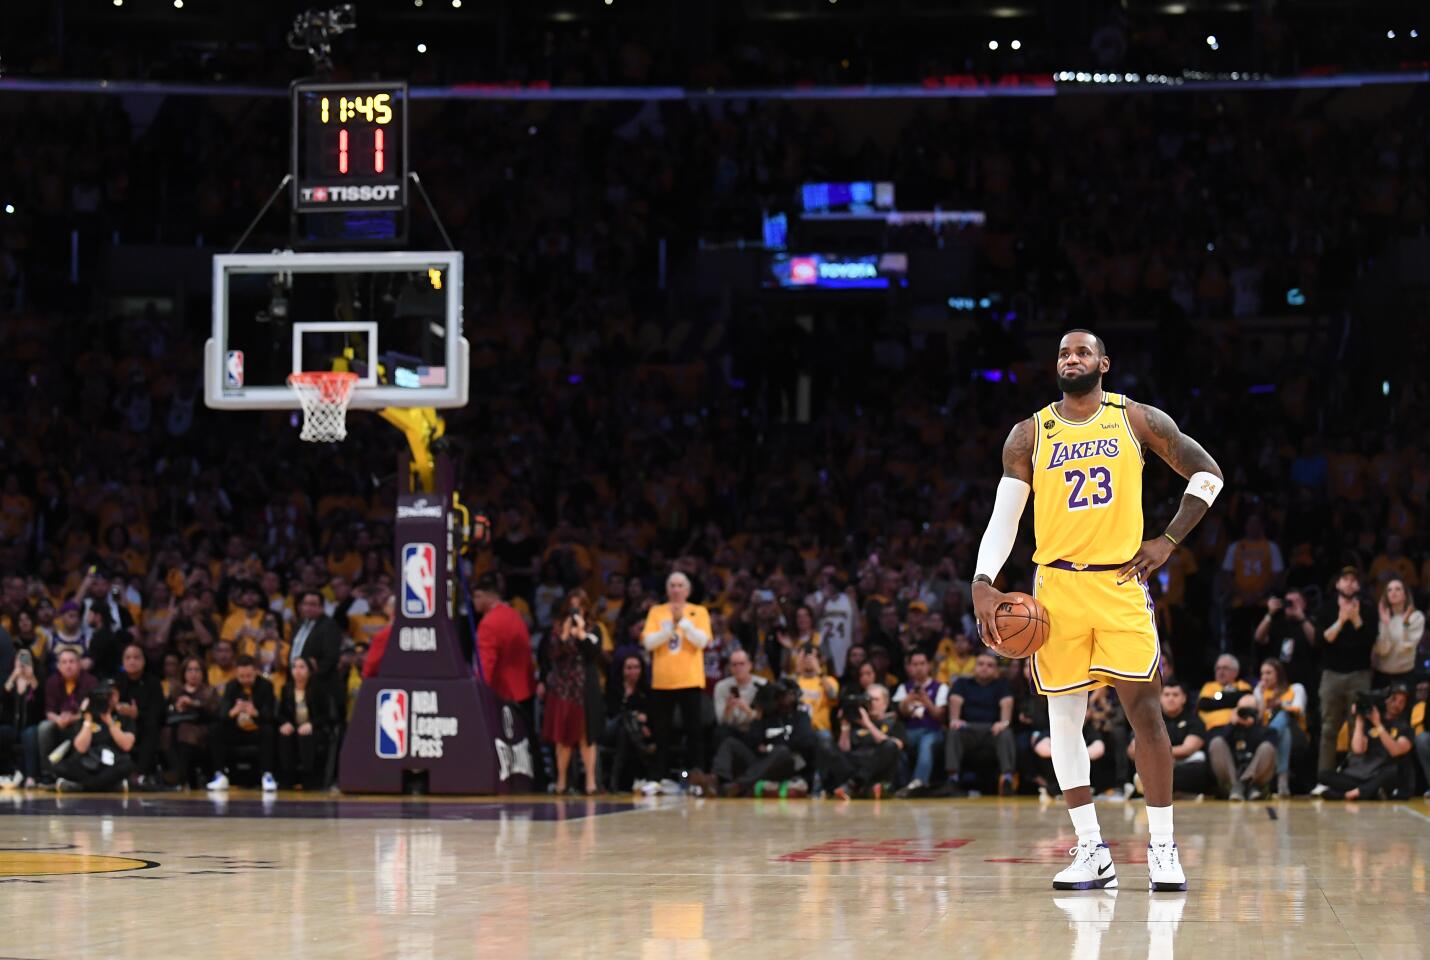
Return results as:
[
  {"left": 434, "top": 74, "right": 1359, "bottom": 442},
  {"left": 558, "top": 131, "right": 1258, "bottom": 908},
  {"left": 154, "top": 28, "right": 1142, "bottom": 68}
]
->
[{"left": 340, "top": 458, "right": 534, "bottom": 795}]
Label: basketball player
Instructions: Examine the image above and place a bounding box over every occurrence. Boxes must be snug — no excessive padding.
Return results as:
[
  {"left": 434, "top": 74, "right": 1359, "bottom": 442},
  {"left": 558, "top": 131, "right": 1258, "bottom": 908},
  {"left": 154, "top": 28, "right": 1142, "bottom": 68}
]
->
[{"left": 971, "top": 330, "right": 1222, "bottom": 891}]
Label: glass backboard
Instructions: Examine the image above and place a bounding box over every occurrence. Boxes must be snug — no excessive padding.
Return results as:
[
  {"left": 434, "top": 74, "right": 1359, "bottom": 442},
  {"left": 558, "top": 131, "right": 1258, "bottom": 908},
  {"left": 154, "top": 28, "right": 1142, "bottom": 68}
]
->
[{"left": 205, "top": 251, "right": 467, "bottom": 410}]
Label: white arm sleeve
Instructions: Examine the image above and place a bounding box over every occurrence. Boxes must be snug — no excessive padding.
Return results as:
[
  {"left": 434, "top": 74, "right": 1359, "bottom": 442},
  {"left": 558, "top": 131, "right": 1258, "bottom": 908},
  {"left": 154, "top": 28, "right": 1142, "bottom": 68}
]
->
[
  {"left": 643, "top": 622, "right": 674, "bottom": 651},
  {"left": 974, "top": 477, "right": 1032, "bottom": 581}
]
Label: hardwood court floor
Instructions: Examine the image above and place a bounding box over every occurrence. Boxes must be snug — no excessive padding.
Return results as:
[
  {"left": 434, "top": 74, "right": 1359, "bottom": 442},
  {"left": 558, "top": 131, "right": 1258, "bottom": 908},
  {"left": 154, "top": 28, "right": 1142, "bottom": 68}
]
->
[{"left": 1, "top": 790, "right": 1428, "bottom": 959}]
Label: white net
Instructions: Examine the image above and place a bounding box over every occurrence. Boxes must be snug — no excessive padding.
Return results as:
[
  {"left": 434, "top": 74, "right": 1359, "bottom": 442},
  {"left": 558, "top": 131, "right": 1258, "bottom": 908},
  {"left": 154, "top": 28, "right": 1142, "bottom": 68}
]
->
[{"left": 287, "top": 372, "right": 359, "bottom": 443}]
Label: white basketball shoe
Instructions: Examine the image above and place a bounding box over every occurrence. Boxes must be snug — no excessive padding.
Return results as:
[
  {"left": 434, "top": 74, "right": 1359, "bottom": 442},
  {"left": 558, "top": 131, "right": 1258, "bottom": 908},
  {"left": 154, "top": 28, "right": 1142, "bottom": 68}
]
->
[
  {"left": 1146, "top": 841, "right": 1188, "bottom": 891},
  {"left": 1052, "top": 840, "right": 1118, "bottom": 890}
]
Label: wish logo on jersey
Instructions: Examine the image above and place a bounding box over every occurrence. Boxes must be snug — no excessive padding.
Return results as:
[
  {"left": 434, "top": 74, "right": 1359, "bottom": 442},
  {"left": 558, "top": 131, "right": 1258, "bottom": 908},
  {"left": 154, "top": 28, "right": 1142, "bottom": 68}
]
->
[
  {"left": 1047, "top": 438, "right": 1121, "bottom": 469},
  {"left": 376, "top": 689, "right": 408, "bottom": 759},
  {"left": 402, "top": 543, "right": 436, "bottom": 618}
]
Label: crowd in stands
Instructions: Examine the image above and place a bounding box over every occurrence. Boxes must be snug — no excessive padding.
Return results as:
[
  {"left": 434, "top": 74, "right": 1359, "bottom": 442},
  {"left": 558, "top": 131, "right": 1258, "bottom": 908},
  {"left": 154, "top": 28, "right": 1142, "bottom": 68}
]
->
[{"left": 1, "top": 83, "right": 1429, "bottom": 797}]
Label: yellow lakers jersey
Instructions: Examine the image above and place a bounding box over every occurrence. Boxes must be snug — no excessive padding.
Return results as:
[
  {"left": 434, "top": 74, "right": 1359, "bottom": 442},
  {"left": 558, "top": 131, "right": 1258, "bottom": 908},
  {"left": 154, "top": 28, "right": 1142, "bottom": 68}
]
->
[{"left": 1030, "top": 392, "right": 1144, "bottom": 566}]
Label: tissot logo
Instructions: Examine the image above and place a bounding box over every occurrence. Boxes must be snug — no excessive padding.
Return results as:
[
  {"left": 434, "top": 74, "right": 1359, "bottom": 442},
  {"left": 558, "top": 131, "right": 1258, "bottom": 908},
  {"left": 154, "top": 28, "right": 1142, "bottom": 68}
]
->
[{"left": 300, "top": 184, "right": 401, "bottom": 203}]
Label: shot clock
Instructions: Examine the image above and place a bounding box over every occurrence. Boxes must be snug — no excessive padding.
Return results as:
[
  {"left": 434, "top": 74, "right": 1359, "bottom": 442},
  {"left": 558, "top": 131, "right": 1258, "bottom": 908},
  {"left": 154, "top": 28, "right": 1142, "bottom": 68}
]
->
[{"left": 291, "top": 80, "right": 407, "bottom": 213}]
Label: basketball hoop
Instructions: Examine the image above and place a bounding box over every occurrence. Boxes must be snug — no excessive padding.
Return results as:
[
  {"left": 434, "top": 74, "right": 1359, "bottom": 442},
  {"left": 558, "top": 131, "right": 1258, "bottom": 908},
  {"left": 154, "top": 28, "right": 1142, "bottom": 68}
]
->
[{"left": 287, "top": 371, "right": 359, "bottom": 442}]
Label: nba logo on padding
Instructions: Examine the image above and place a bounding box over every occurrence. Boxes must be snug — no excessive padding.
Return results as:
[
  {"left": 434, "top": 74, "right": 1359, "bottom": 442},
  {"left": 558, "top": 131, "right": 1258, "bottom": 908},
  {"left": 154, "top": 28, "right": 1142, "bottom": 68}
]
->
[
  {"left": 224, "top": 350, "right": 244, "bottom": 388},
  {"left": 376, "top": 689, "right": 408, "bottom": 759},
  {"left": 402, "top": 542, "right": 436, "bottom": 618}
]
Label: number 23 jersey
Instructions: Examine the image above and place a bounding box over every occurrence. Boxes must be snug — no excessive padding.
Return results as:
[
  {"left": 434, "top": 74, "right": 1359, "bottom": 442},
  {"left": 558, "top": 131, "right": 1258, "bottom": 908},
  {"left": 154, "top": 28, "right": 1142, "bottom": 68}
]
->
[{"left": 1029, "top": 392, "right": 1144, "bottom": 567}]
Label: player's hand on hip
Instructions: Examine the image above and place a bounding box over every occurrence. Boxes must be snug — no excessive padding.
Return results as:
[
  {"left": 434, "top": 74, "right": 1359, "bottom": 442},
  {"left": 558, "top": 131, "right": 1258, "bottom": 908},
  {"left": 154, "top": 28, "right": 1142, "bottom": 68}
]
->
[
  {"left": 1117, "top": 537, "right": 1174, "bottom": 585},
  {"left": 971, "top": 580, "right": 1013, "bottom": 650}
]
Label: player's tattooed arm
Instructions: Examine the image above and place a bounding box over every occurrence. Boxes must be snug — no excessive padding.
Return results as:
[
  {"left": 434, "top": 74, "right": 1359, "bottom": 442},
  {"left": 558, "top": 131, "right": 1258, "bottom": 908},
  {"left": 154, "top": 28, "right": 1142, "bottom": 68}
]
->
[
  {"left": 1128, "top": 402, "right": 1222, "bottom": 481},
  {"left": 1117, "top": 402, "right": 1225, "bottom": 584},
  {"left": 1001, "top": 417, "right": 1036, "bottom": 483}
]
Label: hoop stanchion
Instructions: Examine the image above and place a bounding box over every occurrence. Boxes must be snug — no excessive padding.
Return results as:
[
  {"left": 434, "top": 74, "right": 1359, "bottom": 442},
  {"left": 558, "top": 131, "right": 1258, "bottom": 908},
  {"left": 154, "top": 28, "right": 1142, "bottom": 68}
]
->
[{"left": 288, "top": 371, "right": 359, "bottom": 442}]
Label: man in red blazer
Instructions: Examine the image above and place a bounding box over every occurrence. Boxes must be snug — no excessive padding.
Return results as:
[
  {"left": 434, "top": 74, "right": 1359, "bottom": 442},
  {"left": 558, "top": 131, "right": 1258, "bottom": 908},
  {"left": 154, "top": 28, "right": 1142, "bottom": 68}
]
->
[{"left": 471, "top": 573, "right": 544, "bottom": 789}]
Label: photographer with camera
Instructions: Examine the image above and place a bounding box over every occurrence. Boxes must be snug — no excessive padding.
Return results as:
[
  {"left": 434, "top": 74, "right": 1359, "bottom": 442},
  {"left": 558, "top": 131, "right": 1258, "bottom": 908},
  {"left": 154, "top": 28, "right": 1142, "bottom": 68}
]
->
[
  {"left": 827, "top": 684, "right": 907, "bottom": 800},
  {"left": 1253, "top": 590, "right": 1318, "bottom": 690},
  {"left": 1314, "top": 566, "right": 1377, "bottom": 774},
  {"left": 688, "top": 677, "right": 813, "bottom": 798},
  {"left": 1311, "top": 682, "right": 1415, "bottom": 800},
  {"left": 50, "top": 679, "right": 136, "bottom": 792},
  {"left": 1207, "top": 694, "right": 1278, "bottom": 800}
]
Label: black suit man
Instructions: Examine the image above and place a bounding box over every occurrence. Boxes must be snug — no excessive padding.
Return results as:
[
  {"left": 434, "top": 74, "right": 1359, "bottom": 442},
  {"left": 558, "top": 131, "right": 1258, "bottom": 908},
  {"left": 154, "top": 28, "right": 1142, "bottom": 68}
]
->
[{"left": 291, "top": 589, "right": 343, "bottom": 716}]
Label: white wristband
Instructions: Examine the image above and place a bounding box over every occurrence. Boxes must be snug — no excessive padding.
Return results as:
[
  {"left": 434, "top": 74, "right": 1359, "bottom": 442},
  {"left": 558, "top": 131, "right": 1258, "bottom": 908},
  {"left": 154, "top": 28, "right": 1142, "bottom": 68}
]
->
[{"left": 1186, "top": 471, "right": 1223, "bottom": 506}]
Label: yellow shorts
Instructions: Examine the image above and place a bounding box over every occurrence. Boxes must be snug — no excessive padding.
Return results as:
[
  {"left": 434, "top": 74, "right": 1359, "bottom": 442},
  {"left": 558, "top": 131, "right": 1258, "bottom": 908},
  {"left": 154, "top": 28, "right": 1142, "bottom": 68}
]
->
[{"left": 1030, "top": 563, "right": 1161, "bottom": 697}]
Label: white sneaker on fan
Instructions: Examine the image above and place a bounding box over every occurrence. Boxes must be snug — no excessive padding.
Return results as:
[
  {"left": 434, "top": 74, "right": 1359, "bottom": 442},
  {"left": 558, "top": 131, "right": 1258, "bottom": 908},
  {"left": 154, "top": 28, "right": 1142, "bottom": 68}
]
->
[
  {"left": 1147, "top": 841, "right": 1187, "bottom": 891},
  {"left": 1052, "top": 841, "right": 1117, "bottom": 890}
]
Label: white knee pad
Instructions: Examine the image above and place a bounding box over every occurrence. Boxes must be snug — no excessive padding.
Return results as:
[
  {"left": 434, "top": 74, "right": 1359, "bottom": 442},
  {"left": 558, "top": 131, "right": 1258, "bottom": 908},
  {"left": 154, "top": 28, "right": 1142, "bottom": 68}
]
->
[{"left": 1048, "top": 693, "right": 1091, "bottom": 791}]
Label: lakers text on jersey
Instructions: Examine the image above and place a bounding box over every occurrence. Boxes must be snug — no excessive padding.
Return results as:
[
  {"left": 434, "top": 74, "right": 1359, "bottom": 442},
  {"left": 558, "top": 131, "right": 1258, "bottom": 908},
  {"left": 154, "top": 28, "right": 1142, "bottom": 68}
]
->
[{"left": 1027, "top": 392, "right": 1160, "bottom": 695}]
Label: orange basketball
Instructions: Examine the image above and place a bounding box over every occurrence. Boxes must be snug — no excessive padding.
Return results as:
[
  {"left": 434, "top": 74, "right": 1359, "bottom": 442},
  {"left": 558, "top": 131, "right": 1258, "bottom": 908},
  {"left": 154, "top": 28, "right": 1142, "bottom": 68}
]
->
[{"left": 991, "top": 592, "right": 1050, "bottom": 659}]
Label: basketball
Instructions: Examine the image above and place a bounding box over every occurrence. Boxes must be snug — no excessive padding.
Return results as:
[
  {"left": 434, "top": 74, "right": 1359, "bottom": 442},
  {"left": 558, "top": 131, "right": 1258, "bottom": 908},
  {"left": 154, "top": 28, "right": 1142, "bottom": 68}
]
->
[{"left": 992, "top": 593, "right": 1050, "bottom": 659}]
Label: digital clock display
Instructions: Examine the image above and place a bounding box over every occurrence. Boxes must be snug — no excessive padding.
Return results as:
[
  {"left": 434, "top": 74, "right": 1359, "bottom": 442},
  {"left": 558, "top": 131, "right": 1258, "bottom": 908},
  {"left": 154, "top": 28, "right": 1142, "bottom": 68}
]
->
[{"left": 292, "top": 81, "right": 407, "bottom": 213}]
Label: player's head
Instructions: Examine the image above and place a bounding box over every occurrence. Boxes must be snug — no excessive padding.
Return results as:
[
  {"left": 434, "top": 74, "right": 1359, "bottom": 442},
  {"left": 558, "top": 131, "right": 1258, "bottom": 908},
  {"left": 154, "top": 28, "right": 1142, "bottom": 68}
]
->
[{"left": 1056, "top": 329, "right": 1109, "bottom": 396}]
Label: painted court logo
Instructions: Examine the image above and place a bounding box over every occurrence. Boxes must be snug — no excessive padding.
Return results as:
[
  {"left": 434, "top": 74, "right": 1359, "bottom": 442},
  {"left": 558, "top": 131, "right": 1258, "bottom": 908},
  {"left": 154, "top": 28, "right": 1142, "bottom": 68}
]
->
[
  {"left": 376, "top": 689, "right": 408, "bottom": 759},
  {"left": 402, "top": 543, "right": 436, "bottom": 618}
]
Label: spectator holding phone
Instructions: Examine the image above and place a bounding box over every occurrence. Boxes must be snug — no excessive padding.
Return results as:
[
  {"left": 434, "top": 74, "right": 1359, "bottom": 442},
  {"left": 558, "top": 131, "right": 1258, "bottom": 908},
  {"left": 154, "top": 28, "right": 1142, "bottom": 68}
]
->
[
  {"left": 893, "top": 649, "right": 947, "bottom": 796},
  {"left": 540, "top": 592, "right": 602, "bottom": 795},
  {"left": 1, "top": 648, "right": 43, "bottom": 787},
  {"left": 206, "top": 654, "right": 278, "bottom": 793},
  {"left": 165, "top": 656, "right": 216, "bottom": 788},
  {"left": 277, "top": 656, "right": 333, "bottom": 789}
]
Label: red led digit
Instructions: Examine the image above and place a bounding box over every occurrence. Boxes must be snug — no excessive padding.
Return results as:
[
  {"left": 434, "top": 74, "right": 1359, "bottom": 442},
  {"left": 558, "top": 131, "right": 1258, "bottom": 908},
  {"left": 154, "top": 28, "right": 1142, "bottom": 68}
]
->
[
  {"left": 374, "top": 129, "right": 385, "bottom": 173},
  {"left": 338, "top": 128, "right": 349, "bottom": 174}
]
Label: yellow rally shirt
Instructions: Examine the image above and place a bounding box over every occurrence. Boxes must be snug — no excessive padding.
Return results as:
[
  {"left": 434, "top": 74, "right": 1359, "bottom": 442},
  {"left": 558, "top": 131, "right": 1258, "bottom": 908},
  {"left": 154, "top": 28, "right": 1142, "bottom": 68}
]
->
[{"left": 642, "top": 602, "right": 712, "bottom": 691}]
